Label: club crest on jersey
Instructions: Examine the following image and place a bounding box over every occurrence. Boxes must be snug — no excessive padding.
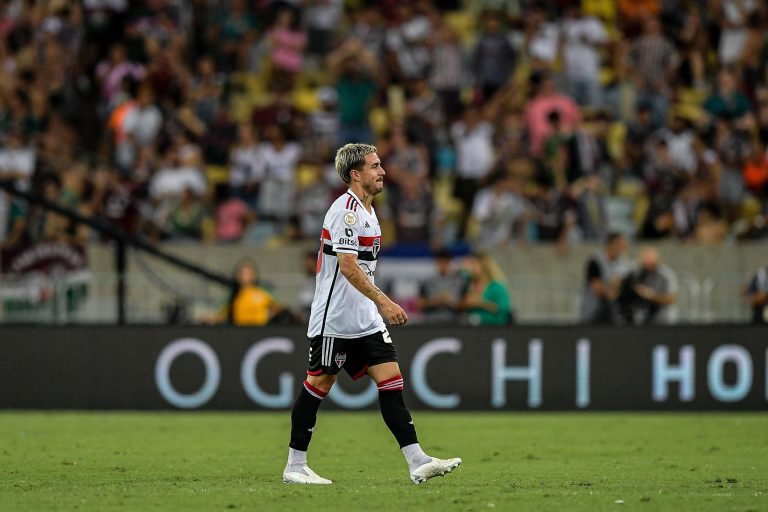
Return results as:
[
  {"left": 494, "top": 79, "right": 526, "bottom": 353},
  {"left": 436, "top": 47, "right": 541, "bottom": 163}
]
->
[
  {"left": 344, "top": 212, "right": 357, "bottom": 226},
  {"left": 334, "top": 352, "right": 347, "bottom": 368},
  {"left": 372, "top": 237, "right": 380, "bottom": 257}
]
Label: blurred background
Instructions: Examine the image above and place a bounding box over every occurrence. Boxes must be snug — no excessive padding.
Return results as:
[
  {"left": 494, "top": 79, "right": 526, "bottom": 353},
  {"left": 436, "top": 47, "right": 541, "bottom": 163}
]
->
[{"left": 0, "top": 0, "right": 766, "bottom": 326}]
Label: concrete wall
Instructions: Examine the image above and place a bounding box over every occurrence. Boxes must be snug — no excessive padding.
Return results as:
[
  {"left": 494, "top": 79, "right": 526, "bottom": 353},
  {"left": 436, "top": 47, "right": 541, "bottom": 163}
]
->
[{"left": 70, "top": 241, "right": 765, "bottom": 324}]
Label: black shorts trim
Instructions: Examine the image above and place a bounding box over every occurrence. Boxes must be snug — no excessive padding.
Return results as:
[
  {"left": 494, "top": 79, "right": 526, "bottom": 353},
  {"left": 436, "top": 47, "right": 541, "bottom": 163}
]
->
[{"left": 306, "top": 329, "right": 396, "bottom": 379}]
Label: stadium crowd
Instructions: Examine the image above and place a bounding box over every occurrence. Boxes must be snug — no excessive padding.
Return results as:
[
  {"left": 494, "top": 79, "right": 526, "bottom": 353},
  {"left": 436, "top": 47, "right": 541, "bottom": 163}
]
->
[{"left": 0, "top": 0, "right": 767, "bottom": 252}]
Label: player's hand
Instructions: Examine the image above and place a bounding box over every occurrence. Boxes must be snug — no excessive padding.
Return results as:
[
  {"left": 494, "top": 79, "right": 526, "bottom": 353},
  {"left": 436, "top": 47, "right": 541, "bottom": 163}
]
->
[{"left": 380, "top": 299, "right": 408, "bottom": 326}]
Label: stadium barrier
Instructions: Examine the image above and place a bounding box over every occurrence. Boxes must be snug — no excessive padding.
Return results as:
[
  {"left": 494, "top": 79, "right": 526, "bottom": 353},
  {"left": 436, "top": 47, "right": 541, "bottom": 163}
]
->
[{"left": 1, "top": 326, "right": 765, "bottom": 411}]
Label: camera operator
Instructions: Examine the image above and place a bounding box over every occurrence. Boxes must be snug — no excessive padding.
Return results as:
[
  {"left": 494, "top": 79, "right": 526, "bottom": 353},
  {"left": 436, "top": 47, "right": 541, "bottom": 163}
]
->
[{"left": 617, "top": 247, "right": 678, "bottom": 325}]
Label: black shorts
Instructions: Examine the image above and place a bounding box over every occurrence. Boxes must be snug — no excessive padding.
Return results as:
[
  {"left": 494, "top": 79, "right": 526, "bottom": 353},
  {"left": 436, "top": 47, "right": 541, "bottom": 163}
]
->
[{"left": 307, "top": 328, "right": 397, "bottom": 380}]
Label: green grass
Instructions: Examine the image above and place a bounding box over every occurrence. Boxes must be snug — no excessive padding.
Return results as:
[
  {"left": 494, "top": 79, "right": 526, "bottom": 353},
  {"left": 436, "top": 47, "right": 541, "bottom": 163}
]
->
[{"left": 0, "top": 412, "right": 766, "bottom": 511}]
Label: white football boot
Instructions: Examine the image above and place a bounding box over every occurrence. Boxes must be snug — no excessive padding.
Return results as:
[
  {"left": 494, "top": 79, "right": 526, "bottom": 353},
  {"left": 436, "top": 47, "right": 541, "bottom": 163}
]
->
[
  {"left": 282, "top": 465, "right": 332, "bottom": 485},
  {"left": 410, "top": 457, "right": 462, "bottom": 484}
]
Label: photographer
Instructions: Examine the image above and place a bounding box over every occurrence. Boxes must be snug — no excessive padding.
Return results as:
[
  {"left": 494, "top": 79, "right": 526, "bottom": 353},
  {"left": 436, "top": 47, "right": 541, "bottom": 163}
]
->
[{"left": 617, "top": 247, "right": 679, "bottom": 325}]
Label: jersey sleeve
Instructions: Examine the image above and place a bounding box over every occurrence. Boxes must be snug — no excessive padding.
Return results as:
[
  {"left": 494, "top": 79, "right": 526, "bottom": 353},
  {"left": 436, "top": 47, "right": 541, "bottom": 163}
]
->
[{"left": 328, "top": 207, "right": 359, "bottom": 255}]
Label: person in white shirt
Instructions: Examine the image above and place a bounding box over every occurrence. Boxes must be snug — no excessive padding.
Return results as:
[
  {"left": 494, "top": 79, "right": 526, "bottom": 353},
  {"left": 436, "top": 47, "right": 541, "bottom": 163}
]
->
[
  {"left": 451, "top": 107, "right": 495, "bottom": 237},
  {"left": 559, "top": 5, "right": 609, "bottom": 107},
  {"left": 470, "top": 173, "right": 530, "bottom": 248},
  {"left": 0, "top": 131, "right": 36, "bottom": 242},
  {"left": 258, "top": 124, "right": 301, "bottom": 227},
  {"left": 228, "top": 123, "right": 265, "bottom": 207},
  {"left": 282, "top": 143, "right": 461, "bottom": 486}
]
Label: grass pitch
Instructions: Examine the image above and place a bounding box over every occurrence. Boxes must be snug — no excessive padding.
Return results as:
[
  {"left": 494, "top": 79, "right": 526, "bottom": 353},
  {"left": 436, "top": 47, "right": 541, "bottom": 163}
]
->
[{"left": 0, "top": 412, "right": 765, "bottom": 511}]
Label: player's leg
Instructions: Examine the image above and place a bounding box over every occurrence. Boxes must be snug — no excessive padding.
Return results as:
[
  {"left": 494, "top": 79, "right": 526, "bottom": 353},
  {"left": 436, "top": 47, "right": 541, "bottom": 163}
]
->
[
  {"left": 283, "top": 336, "right": 340, "bottom": 484},
  {"left": 366, "top": 331, "right": 462, "bottom": 484}
]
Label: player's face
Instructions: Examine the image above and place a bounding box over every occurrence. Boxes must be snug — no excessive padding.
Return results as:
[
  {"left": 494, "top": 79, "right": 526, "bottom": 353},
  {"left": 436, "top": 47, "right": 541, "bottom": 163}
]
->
[{"left": 358, "top": 153, "right": 385, "bottom": 195}]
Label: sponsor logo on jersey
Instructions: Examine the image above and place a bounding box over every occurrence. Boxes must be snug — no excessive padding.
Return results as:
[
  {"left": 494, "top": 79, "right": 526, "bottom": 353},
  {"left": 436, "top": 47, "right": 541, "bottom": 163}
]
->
[
  {"left": 334, "top": 352, "right": 347, "bottom": 368},
  {"left": 359, "top": 262, "right": 374, "bottom": 276},
  {"left": 344, "top": 212, "right": 357, "bottom": 226},
  {"left": 365, "top": 221, "right": 370, "bottom": 228}
]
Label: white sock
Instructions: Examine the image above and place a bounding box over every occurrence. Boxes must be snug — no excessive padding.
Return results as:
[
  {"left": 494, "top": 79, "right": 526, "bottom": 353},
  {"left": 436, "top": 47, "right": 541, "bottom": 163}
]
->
[
  {"left": 401, "top": 443, "right": 432, "bottom": 472},
  {"left": 287, "top": 448, "right": 307, "bottom": 469}
]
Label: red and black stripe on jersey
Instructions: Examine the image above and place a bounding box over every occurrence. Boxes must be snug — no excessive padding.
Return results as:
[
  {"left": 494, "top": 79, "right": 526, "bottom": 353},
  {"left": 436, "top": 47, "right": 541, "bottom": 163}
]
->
[
  {"left": 321, "top": 228, "right": 380, "bottom": 261},
  {"left": 345, "top": 192, "right": 361, "bottom": 212}
]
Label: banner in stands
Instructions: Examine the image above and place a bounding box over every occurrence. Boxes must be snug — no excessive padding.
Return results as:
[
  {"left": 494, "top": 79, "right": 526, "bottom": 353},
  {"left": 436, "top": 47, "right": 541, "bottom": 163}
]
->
[
  {"left": 0, "top": 326, "right": 765, "bottom": 410},
  {"left": 0, "top": 242, "right": 90, "bottom": 321}
]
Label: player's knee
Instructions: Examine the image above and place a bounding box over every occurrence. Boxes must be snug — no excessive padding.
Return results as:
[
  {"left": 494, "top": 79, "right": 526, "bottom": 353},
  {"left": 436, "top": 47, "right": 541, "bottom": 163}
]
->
[
  {"left": 306, "top": 373, "right": 336, "bottom": 394},
  {"left": 377, "top": 374, "right": 404, "bottom": 392}
]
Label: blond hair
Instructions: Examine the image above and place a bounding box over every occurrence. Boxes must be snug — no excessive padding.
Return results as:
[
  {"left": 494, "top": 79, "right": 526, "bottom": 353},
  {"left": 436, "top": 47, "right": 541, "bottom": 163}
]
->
[
  {"left": 475, "top": 252, "right": 506, "bottom": 283},
  {"left": 335, "top": 143, "right": 377, "bottom": 184}
]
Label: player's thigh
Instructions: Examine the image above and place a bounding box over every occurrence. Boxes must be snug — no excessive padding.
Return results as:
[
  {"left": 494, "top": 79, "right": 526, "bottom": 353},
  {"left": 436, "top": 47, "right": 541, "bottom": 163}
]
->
[
  {"left": 306, "top": 373, "right": 337, "bottom": 393},
  {"left": 367, "top": 361, "right": 402, "bottom": 384},
  {"left": 363, "top": 327, "right": 401, "bottom": 384}
]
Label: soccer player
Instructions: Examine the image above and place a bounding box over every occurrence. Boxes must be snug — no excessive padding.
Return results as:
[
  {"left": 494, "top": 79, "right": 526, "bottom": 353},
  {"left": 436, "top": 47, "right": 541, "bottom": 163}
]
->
[{"left": 282, "top": 143, "right": 462, "bottom": 485}]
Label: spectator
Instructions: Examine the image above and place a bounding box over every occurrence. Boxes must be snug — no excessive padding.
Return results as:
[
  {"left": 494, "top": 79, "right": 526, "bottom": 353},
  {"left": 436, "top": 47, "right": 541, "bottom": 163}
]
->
[
  {"left": 525, "top": 6, "right": 559, "bottom": 71},
  {"left": 258, "top": 123, "right": 301, "bottom": 230},
  {"left": 389, "top": 173, "right": 432, "bottom": 244},
  {"left": 94, "top": 167, "right": 141, "bottom": 237},
  {"left": 469, "top": 172, "right": 530, "bottom": 248},
  {"left": 404, "top": 77, "right": 444, "bottom": 153},
  {"left": 95, "top": 42, "right": 145, "bottom": 111},
  {"left": 385, "top": 126, "right": 428, "bottom": 185},
  {"left": 460, "top": 252, "right": 513, "bottom": 325},
  {"left": 228, "top": 122, "right": 265, "bottom": 208},
  {"left": 267, "top": 8, "right": 306, "bottom": 90},
  {"left": 451, "top": 105, "right": 495, "bottom": 237},
  {"left": 304, "top": 0, "right": 343, "bottom": 60},
  {"left": 580, "top": 232, "right": 629, "bottom": 324},
  {"left": 167, "top": 187, "right": 207, "bottom": 241},
  {"left": 296, "top": 163, "right": 333, "bottom": 239},
  {"left": 559, "top": 4, "right": 609, "bottom": 108},
  {"left": 417, "top": 248, "right": 467, "bottom": 324},
  {"left": 627, "top": 16, "right": 678, "bottom": 128},
  {"left": 525, "top": 71, "right": 581, "bottom": 157},
  {"left": 224, "top": 259, "right": 282, "bottom": 326},
  {"left": 744, "top": 261, "right": 768, "bottom": 324},
  {"left": 0, "top": 130, "right": 35, "bottom": 242},
  {"left": 574, "top": 173, "right": 609, "bottom": 242},
  {"left": 344, "top": 6, "right": 386, "bottom": 59},
  {"left": 189, "top": 55, "right": 225, "bottom": 127},
  {"left": 120, "top": 84, "right": 163, "bottom": 165},
  {"left": 704, "top": 68, "right": 753, "bottom": 122},
  {"left": 742, "top": 141, "right": 768, "bottom": 199},
  {"left": 384, "top": 2, "right": 432, "bottom": 82},
  {"left": 473, "top": 11, "right": 516, "bottom": 102},
  {"left": 213, "top": 0, "right": 259, "bottom": 73},
  {"left": 429, "top": 21, "right": 464, "bottom": 121},
  {"left": 214, "top": 184, "right": 255, "bottom": 243},
  {"left": 307, "top": 87, "right": 340, "bottom": 160},
  {"left": 149, "top": 146, "right": 207, "bottom": 201},
  {"left": 617, "top": 246, "right": 679, "bottom": 325},
  {"left": 717, "top": 0, "right": 759, "bottom": 66},
  {"left": 327, "top": 38, "right": 381, "bottom": 145},
  {"left": 529, "top": 176, "right": 578, "bottom": 249}
]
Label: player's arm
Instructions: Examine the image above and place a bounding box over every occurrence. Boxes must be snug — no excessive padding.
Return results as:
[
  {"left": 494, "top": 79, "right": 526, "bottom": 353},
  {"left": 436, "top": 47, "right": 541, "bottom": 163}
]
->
[{"left": 337, "top": 253, "right": 407, "bottom": 326}]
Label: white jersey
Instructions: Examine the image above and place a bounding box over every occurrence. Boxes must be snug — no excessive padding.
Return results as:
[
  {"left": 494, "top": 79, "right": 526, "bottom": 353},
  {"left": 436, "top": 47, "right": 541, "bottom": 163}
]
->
[{"left": 307, "top": 190, "right": 385, "bottom": 338}]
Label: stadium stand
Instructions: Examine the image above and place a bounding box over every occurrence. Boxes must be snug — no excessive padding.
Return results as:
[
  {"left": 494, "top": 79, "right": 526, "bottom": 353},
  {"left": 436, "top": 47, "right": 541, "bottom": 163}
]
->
[{"left": 0, "top": 0, "right": 766, "bottom": 323}]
